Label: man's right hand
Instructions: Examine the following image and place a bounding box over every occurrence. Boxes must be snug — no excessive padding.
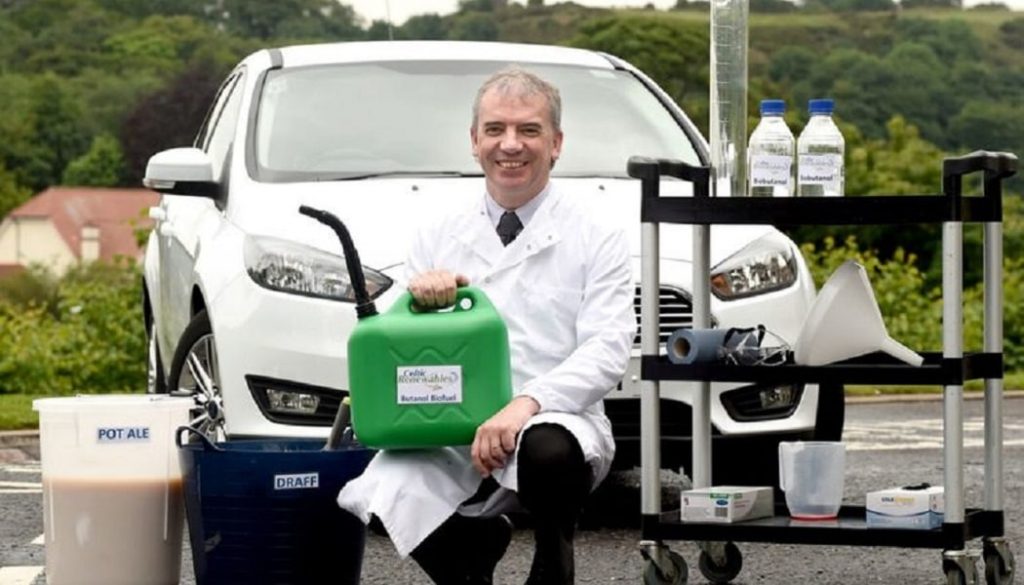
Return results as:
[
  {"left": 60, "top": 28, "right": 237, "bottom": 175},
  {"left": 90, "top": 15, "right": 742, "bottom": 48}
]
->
[{"left": 407, "top": 270, "right": 470, "bottom": 309}]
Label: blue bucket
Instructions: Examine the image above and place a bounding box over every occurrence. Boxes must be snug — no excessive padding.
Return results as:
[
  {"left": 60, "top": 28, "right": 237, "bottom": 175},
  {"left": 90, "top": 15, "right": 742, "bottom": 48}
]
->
[{"left": 176, "top": 427, "right": 374, "bottom": 585}]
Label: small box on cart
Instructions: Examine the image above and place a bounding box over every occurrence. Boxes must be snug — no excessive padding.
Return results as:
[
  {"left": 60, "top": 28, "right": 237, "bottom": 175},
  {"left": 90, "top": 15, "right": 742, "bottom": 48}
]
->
[
  {"left": 866, "top": 484, "right": 944, "bottom": 529},
  {"left": 681, "top": 486, "right": 774, "bottom": 523}
]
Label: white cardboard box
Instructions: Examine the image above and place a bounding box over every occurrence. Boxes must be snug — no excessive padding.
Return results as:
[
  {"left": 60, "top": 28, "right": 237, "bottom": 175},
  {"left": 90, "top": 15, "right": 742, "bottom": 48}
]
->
[
  {"left": 866, "top": 485, "right": 944, "bottom": 529},
  {"left": 681, "top": 486, "right": 774, "bottom": 524}
]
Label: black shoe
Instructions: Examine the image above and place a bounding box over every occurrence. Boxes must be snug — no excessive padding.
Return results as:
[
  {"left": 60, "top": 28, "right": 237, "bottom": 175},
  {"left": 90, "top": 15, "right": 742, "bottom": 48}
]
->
[
  {"left": 412, "top": 514, "right": 513, "bottom": 585},
  {"left": 524, "top": 520, "right": 574, "bottom": 585},
  {"left": 466, "top": 514, "right": 514, "bottom": 584}
]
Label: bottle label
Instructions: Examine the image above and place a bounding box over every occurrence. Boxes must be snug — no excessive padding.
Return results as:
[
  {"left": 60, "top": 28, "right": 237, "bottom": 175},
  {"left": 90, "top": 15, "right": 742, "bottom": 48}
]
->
[
  {"left": 750, "top": 154, "right": 792, "bottom": 187},
  {"left": 396, "top": 365, "right": 463, "bottom": 405},
  {"left": 798, "top": 154, "right": 842, "bottom": 187}
]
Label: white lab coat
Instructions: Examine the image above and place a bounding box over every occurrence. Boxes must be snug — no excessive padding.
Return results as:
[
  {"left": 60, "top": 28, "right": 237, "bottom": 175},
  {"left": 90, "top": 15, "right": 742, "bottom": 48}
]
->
[{"left": 337, "top": 184, "right": 636, "bottom": 557}]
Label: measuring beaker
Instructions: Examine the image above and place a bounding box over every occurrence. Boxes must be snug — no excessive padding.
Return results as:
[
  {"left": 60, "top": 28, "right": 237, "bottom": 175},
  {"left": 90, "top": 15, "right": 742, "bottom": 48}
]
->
[{"left": 778, "top": 441, "right": 846, "bottom": 520}]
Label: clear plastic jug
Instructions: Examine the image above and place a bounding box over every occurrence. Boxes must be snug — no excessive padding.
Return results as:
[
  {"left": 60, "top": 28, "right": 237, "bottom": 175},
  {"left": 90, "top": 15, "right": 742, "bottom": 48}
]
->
[
  {"left": 34, "top": 395, "right": 193, "bottom": 585},
  {"left": 778, "top": 441, "right": 846, "bottom": 520}
]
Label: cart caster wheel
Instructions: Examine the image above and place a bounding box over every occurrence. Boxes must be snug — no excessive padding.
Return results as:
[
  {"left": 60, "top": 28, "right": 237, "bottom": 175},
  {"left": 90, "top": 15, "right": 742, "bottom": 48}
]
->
[
  {"left": 698, "top": 542, "right": 743, "bottom": 584},
  {"left": 643, "top": 550, "right": 688, "bottom": 585},
  {"left": 944, "top": 550, "right": 981, "bottom": 585},
  {"left": 984, "top": 538, "right": 1015, "bottom": 585}
]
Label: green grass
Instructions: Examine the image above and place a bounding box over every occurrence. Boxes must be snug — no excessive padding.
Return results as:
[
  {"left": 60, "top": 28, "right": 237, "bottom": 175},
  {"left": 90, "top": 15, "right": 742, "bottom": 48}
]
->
[
  {"left": 846, "top": 370, "right": 1024, "bottom": 396},
  {"left": 0, "top": 393, "right": 47, "bottom": 431}
]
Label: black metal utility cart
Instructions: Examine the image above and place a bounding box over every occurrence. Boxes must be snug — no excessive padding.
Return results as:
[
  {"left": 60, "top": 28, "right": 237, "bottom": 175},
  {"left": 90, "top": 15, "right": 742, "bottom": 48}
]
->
[{"left": 628, "top": 151, "right": 1018, "bottom": 585}]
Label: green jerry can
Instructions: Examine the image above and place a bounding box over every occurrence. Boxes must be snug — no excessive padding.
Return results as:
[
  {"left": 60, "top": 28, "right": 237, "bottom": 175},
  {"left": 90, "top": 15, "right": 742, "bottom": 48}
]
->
[{"left": 347, "top": 287, "right": 513, "bottom": 449}]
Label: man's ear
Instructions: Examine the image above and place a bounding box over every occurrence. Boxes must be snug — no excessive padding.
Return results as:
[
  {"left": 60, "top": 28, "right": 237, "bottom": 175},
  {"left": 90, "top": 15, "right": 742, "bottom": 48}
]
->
[
  {"left": 470, "top": 126, "right": 480, "bottom": 159},
  {"left": 551, "top": 130, "right": 564, "bottom": 164}
]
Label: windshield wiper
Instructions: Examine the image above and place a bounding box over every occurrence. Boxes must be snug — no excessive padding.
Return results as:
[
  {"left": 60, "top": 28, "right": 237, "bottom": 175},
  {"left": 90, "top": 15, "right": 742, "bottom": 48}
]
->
[{"left": 318, "top": 171, "right": 484, "bottom": 181}]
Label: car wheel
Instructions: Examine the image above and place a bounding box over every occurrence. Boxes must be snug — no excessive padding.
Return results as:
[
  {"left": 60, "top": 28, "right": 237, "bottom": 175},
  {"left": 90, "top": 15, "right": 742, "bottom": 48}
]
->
[
  {"left": 168, "top": 310, "right": 226, "bottom": 440},
  {"left": 146, "top": 320, "right": 168, "bottom": 394},
  {"left": 813, "top": 383, "right": 845, "bottom": 441}
]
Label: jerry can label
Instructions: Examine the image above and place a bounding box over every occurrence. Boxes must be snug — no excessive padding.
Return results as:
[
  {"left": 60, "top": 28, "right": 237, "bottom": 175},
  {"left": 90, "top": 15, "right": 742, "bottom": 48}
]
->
[{"left": 397, "top": 365, "right": 463, "bottom": 405}]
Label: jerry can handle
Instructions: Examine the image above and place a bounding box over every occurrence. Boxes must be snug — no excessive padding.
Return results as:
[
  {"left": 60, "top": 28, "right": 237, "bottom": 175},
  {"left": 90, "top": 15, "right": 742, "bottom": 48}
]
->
[
  {"left": 175, "top": 425, "right": 222, "bottom": 452},
  {"left": 399, "top": 285, "right": 495, "bottom": 315}
]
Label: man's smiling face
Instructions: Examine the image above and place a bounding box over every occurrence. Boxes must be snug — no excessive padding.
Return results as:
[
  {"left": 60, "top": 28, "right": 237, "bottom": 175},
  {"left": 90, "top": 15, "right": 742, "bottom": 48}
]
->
[{"left": 471, "top": 87, "right": 563, "bottom": 209}]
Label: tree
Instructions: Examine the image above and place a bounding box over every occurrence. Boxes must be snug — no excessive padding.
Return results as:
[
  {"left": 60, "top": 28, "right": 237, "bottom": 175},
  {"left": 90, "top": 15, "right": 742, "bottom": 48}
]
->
[
  {"left": 120, "top": 62, "right": 225, "bottom": 184},
  {"left": 450, "top": 12, "right": 500, "bottom": 41},
  {"left": 26, "top": 74, "right": 91, "bottom": 190},
  {"left": 19, "top": 1, "right": 124, "bottom": 76},
  {"left": 0, "top": 163, "right": 31, "bottom": 220},
  {"left": 751, "top": 0, "right": 799, "bottom": 12},
  {"left": 458, "top": 0, "right": 506, "bottom": 11},
  {"left": 62, "top": 134, "right": 126, "bottom": 187},
  {"left": 787, "top": 117, "right": 950, "bottom": 286},
  {"left": 401, "top": 14, "right": 449, "bottom": 40},
  {"left": 216, "top": 0, "right": 364, "bottom": 40},
  {"left": 569, "top": 15, "right": 709, "bottom": 134},
  {"left": 1000, "top": 17, "right": 1024, "bottom": 49},
  {"left": 367, "top": 20, "right": 397, "bottom": 41},
  {"left": 845, "top": 116, "right": 945, "bottom": 197}
]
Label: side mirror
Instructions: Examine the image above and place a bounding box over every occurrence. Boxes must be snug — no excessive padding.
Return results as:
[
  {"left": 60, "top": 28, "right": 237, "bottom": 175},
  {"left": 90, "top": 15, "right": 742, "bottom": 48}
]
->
[{"left": 143, "top": 147, "right": 219, "bottom": 198}]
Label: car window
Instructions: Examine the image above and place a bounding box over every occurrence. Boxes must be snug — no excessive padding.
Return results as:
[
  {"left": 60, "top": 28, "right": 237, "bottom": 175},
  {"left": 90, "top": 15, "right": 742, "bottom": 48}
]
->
[
  {"left": 204, "top": 70, "right": 245, "bottom": 179},
  {"left": 250, "top": 61, "right": 700, "bottom": 182},
  {"left": 195, "top": 71, "right": 239, "bottom": 150}
]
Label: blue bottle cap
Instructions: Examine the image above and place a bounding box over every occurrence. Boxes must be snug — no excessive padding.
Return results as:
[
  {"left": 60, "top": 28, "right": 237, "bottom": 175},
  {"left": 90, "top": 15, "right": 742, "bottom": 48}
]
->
[
  {"left": 760, "top": 99, "right": 785, "bottom": 115},
  {"left": 809, "top": 99, "right": 834, "bottom": 115}
]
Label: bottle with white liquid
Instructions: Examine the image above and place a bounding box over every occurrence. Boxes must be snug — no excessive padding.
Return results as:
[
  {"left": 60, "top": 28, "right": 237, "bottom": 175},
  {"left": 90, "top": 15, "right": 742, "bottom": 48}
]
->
[{"left": 797, "top": 98, "right": 845, "bottom": 197}]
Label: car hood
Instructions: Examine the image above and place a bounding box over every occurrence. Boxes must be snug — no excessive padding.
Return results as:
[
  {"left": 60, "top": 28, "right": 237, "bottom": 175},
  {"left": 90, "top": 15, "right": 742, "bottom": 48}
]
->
[{"left": 229, "top": 178, "right": 777, "bottom": 273}]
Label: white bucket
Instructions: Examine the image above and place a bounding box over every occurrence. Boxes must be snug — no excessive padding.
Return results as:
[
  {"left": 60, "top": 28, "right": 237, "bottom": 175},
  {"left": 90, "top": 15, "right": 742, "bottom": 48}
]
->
[{"left": 33, "top": 395, "right": 193, "bottom": 585}]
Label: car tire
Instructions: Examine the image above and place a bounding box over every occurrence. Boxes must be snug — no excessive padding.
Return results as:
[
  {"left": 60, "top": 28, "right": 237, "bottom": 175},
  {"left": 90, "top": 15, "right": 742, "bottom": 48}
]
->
[
  {"left": 146, "top": 320, "right": 168, "bottom": 394},
  {"left": 813, "top": 383, "right": 845, "bottom": 442},
  {"left": 168, "top": 310, "right": 225, "bottom": 439}
]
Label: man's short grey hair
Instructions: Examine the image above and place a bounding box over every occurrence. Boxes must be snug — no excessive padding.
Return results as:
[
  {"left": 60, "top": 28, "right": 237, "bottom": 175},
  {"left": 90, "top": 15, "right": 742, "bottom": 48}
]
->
[{"left": 472, "top": 66, "right": 562, "bottom": 132}]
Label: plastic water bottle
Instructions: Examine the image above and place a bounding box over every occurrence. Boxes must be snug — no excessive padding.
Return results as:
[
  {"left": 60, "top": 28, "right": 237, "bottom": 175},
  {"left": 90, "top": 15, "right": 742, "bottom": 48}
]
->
[
  {"left": 747, "top": 99, "right": 795, "bottom": 197},
  {"left": 797, "top": 99, "right": 845, "bottom": 197}
]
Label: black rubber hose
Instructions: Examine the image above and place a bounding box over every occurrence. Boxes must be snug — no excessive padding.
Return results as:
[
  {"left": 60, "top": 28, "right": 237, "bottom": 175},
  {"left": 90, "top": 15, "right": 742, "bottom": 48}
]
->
[{"left": 298, "top": 205, "right": 378, "bottom": 319}]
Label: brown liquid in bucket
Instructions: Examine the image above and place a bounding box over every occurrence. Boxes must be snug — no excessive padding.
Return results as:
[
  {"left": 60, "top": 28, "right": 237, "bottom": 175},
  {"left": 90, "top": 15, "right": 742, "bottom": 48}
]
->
[{"left": 43, "top": 477, "right": 184, "bottom": 585}]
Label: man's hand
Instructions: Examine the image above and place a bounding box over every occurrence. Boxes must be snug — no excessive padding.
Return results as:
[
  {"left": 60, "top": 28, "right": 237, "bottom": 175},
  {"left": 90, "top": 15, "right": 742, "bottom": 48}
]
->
[
  {"left": 407, "top": 270, "right": 470, "bottom": 309},
  {"left": 471, "top": 395, "right": 540, "bottom": 477}
]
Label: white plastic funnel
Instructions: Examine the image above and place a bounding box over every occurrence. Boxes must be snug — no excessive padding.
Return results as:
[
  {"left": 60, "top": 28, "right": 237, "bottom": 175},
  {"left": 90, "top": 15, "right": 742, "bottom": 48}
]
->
[{"left": 794, "top": 260, "right": 924, "bottom": 366}]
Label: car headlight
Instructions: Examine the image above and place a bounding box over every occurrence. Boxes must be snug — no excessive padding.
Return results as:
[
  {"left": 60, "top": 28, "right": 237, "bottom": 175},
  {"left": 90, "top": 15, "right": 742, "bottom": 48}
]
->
[
  {"left": 710, "top": 232, "right": 798, "bottom": 300},
  {"left": 244, "top": 235, "right": 392, "bottom": 302}
]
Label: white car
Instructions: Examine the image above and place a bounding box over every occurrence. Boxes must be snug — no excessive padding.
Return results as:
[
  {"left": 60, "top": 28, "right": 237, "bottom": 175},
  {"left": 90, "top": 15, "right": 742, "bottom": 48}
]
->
[{"left": 142, "top": 41, "right": 843, "bottom": 483}]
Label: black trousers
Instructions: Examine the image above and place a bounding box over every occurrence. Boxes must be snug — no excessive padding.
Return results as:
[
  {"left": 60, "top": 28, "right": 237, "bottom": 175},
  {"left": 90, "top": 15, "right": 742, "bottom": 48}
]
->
[
  {"left": 410, "top": 423, "right": 591, "bottom": 585},
  {"left": 516, "top": 423, "right": 591, "bottom": 584}
]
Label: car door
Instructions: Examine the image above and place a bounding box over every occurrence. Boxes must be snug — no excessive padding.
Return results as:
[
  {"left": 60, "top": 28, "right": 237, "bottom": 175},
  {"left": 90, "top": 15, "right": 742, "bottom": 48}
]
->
[{"left": 157, "top": 69, "right": 246, "bottom": 356}]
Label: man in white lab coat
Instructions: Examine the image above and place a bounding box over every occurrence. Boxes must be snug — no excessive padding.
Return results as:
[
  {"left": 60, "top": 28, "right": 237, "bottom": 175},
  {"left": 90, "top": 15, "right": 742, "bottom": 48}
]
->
[{"left": 338, "top": 66, "right": 635, "bottom": 584}]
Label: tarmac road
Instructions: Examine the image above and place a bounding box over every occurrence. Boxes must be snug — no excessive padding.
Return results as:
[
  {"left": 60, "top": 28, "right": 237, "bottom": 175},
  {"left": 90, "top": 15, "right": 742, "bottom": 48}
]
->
[{"left": 2, "top": 398, "right": 1021, "bottom": 584}]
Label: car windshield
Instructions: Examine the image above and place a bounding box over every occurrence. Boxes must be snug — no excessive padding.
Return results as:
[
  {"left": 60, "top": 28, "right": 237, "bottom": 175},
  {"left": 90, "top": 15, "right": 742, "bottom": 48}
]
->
[{"left": 251, "top": 60, "right": 701, "bottom": 182}]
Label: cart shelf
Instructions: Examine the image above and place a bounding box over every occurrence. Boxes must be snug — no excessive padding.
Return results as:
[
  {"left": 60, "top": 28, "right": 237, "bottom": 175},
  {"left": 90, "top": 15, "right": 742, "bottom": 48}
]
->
[
  {"left": 641, "top": 351, "right": 1003, "bottom": 386},
  {"left": 642, "top": 507, "right": 1004, "bottom": 550}
]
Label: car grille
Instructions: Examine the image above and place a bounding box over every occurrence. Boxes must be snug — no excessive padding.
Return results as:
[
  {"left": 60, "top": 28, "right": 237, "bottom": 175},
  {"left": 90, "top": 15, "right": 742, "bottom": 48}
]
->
[{"left": 632, "top": 285, "right": 697, "bottom": 347}]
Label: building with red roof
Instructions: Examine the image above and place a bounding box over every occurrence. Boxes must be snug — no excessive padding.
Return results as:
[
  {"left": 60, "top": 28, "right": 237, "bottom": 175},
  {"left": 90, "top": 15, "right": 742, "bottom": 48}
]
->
[{"left": 0, "top": 187, "right": 158, "bottom": 276}]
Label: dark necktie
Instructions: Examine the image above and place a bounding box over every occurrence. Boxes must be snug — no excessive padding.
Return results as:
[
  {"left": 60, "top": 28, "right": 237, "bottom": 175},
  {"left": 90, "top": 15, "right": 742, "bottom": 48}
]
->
[{"left": 496, "top": 211, "right": 523, "bottom": 246}]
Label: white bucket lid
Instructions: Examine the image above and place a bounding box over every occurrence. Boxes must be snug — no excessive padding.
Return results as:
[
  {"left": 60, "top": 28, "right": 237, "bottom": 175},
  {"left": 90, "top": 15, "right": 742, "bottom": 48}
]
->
[{"left": 33, "top": 394, "right": 193, "bottom": 413}]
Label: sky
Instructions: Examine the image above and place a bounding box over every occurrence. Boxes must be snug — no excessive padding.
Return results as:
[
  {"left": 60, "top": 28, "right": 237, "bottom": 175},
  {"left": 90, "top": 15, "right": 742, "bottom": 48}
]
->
[{"left": 345, "top": 0, "right": 1021, "bottom": 24}]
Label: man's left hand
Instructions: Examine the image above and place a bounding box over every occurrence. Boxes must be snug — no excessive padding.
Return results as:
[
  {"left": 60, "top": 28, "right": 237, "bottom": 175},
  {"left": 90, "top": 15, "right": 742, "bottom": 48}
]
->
[{"left": 470, "top": 395, "right": 540, "bottom": 477}]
